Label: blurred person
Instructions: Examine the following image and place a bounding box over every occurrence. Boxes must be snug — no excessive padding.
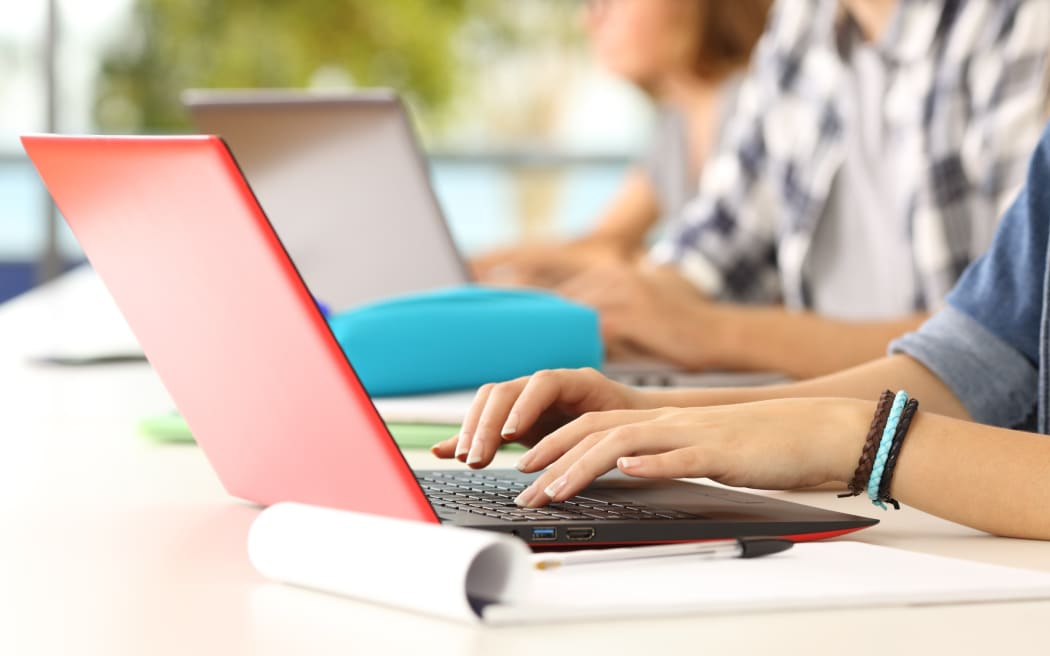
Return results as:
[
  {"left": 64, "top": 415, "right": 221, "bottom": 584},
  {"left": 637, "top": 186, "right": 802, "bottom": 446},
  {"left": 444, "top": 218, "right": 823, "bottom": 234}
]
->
[
  {"left": 554, "top": 0, "right": 1050, "bottom": 379},
  {"left": 471, "top": 0, "right": 774, "bottom": 287},
  {"left": 431, "top": 117, "right": 1050, "bottom": 541}
]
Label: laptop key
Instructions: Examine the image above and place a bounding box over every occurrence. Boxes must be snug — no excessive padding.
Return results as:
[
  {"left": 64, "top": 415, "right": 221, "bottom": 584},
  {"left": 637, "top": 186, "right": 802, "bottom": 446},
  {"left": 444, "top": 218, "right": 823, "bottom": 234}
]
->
[{"left": 420, "top": 472, "right": 706, "bottom": 523}]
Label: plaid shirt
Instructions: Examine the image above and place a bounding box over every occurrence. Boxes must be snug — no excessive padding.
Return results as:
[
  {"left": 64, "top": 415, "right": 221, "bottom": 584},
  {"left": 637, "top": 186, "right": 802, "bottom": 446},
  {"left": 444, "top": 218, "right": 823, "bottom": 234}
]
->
[{"left": 651, "top": 0, "right": 1050, "bottom": 311}]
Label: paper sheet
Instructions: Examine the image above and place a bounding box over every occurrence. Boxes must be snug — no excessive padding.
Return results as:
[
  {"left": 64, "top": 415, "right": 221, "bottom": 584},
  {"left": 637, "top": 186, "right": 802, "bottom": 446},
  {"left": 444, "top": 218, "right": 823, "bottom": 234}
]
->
[
  {"left": 248, "top": 503, "right": 531, "bottom": 623},
  {"left": 491, "top": 541, "right": 1050, "bottom": 623},
  {"left": 249, "top": 504, "right": 1050, "bottom": 625}
]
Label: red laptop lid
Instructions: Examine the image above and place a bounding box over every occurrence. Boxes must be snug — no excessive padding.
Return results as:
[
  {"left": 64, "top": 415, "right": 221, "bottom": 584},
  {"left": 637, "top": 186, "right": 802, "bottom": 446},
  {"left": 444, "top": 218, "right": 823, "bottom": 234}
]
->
[{"left": 22, "top": 134, "right": 437, "bottom": 523}]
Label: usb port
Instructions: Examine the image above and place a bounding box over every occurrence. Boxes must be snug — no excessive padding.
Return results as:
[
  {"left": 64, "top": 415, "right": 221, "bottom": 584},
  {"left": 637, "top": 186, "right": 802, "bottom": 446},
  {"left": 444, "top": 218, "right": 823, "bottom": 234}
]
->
[
  {"left": 530, "top": 527, "right": 557, "bottom": 541},
  {"left": 566, "top": 528, "right": 595, "bottom": 541}
]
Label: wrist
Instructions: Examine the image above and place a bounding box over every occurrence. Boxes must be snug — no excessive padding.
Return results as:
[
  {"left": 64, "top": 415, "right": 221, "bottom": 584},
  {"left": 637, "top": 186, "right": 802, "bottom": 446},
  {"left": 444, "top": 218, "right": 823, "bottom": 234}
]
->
[
  {"left": 573, "top": 232, "right": 631, "bottom": 257},
  {"left": 685, "top": 301, "right": 738, "bottom": 371},
  {"left": 822, "top": 398, "right": 878, "bottom": 484}
]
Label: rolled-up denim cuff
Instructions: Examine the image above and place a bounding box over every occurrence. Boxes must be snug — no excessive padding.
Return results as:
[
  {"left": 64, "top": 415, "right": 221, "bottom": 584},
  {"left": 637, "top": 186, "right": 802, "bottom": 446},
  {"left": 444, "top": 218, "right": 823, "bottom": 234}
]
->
[{"left": 889, "top": 306, "right": 1037, "bottom": 428}]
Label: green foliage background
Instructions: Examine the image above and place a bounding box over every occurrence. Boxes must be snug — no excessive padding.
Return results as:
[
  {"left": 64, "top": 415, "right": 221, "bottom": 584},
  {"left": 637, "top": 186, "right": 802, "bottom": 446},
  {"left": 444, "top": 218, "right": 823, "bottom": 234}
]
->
[{"left": 93, "top": 0, "right": 482, "bottom": 134}]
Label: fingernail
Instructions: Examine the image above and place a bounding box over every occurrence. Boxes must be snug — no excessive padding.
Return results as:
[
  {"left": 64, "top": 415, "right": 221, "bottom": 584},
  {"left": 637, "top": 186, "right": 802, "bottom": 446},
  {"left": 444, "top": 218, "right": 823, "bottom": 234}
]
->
[
  {"left": 501, "top": 412, "right": 519, "bottom": 439},
  {"left": 544, "top": 476, "right": 568, "bottom": 501},
  {"left": 454, "top": 434, "right": 469, "bottom": 459},
  {"left": 466, "top": 447, "right": 483, "bottom": 466},
  {"left": 514, "top": 488, "right": 533, "bottom": 507},
  {"left": 618, "top": 457, "right": 640, "bottom": 470},
  {"left": 515, "top": 452, "right": 533, "bottom": 472}
]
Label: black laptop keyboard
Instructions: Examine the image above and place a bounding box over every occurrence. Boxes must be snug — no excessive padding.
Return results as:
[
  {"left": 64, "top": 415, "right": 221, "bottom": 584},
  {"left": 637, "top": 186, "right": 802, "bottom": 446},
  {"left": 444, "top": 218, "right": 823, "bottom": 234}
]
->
[{"left": 416, "top": 471, "right": 700, "bottom": 522}]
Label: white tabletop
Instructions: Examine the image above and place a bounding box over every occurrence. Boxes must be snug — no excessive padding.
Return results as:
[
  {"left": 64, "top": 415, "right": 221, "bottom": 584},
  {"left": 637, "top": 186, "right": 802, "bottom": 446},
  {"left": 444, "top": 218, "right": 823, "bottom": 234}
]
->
[{"left": 1, "top": 269, "right": 1048, "bottom": 656}]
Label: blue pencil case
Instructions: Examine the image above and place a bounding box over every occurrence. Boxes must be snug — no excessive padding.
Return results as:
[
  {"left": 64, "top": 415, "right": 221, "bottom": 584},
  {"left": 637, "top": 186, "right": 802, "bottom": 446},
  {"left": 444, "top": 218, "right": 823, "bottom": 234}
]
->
[{"left": 327, "top": 286, "right": 603, "bottom": 397}]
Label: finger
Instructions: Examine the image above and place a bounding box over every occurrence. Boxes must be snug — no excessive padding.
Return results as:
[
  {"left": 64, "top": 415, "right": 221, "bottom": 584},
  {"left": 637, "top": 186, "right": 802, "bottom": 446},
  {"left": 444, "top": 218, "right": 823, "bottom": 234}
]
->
[
  {"left": 598, "top": 309, "right": 633, "bottom": 343},
  {"left": 561, "top": 280, "right": 620, "bottom": 311},
  {"left": 604, "top": 339, "right": 648, "bottom": 361},
  {"left": 466, "top": 378, "right": 530, "bottom": 468},
  {"left": 600, "top": 303, "right": 697, "bottom": 369},
  {"left": 518, "top": 420, "right": 697, "bottom": 507},
  {"left": 500, "top": 368, "right": 594, "bottom": 444},
  {"left": 430, "top": 435, "right": 460, "bottom": 459},
  {"left": 536, "top": 424, "right": 694, "bottom": 505},
  {"left": 514, "top": 430, "right": 609, "bottom": 508},
  {"left": 514, "top": 407, "right": 657, "bottom": 474},
  {"left": 618, "top": 327, "right": 696, "bottom": 371},
  {"left": 456, "top": 383, "right": 499, "bottom": 462},
  {"left": 556, "top": 269, "right": 610, "bottom": 302},
  {"left": 468, "top": 250, "right": 515, "bottom": 280},
  {"left": 468, "top": 261, "right": 494, "bottom": 281},
  {"left": 481, "top": 265, "right": 522, "bottom": 284},
  {"left": 527, "top": 266, "right": 572, "bottom": 289},
  {"left": 509, "top": 412, "right": 579, "bottom": 449},
  {"left": 509, "top": 258, "right": 557, "bottom": 283},
  {"left": 617, "top": 446, "right": 712, "bottom": 479},
  {"left": 559, "top": 265, "right": 639, "bottom": 302}
]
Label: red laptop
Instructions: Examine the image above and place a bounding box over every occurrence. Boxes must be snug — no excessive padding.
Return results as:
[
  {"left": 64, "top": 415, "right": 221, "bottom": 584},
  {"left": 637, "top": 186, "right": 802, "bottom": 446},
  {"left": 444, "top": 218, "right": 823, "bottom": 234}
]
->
[{"left": 22, "top": 135, "right": 877, "bottom": 546}]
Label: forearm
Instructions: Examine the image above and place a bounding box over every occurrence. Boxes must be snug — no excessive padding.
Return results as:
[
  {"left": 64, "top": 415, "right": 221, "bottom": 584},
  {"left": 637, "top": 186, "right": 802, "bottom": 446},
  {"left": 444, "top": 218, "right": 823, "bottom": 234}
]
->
[
  {"left": 641, "top": 354, "right": 971, "bottom": 420},
  {"left": 584, "top": 169, "right": 660, "bottom": 252},
  {"left": 707, "top": 304, "right": 927, "bottom": 378},
  {"left": 874, "top": 411, "right": 1050, "bottom": 539},
  {"left": 799, "top": 398, "right": 1050, "bottom": 538}
]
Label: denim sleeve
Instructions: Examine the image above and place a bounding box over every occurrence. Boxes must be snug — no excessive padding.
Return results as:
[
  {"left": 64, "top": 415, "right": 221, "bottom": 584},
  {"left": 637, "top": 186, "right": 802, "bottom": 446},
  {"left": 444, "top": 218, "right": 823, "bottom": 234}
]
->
[
  {"left": 942, "top": 129, "right": 1050, "bottom": 366},
  {"left": 890, "top": 307, "right": 1037, "bottom": 428}
]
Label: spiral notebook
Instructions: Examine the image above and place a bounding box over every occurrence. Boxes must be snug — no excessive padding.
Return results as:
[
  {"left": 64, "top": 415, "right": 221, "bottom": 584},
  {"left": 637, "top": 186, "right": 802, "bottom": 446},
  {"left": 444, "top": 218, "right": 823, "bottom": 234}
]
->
[{"left": 248, "top": 503, "right": 1050, "bottom": 625}]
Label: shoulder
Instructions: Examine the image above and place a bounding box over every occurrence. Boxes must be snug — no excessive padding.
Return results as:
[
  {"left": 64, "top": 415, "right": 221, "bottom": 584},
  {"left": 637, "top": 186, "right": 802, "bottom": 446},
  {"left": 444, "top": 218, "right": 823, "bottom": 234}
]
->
[
  {"left": 763, "top": 0, "right": 828, "bottom": 45},
  {"left": 745, "top": 0, "right": 840, "bottom": 95}
]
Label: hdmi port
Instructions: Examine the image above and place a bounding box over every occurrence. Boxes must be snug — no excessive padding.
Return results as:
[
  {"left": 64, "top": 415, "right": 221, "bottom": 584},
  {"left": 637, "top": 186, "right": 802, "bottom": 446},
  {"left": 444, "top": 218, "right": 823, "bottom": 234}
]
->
[{"left": 566, "top": 527, "right": 595, "bottom": 541}]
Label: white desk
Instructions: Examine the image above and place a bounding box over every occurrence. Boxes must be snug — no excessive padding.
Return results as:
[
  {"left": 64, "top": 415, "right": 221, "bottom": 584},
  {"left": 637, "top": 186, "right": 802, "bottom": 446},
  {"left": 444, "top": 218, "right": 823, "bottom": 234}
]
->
[{"left": 1, "top": 269, "right": 1048, "bottom": 656}]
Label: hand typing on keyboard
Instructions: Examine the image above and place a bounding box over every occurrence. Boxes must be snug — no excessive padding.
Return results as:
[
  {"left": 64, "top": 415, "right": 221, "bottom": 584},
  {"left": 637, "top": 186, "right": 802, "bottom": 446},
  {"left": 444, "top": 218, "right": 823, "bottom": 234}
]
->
[
  {"left": 430, "top": 367, "right": 644, "bottom": 468},
  {"left": 430, "top": 368, "right": 873, "bottom": 511}
]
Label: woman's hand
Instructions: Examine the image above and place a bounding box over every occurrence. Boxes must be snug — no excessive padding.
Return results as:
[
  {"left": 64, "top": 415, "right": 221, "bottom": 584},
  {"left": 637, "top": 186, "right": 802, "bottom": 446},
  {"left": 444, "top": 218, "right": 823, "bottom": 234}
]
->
[
  {"left": 430, "top": 367, "right": 654, "bottom": 468},
  {"left": 470, "top": 240, "right": 632, "bottom": 289},
  {"left": 558, "top": 264, "right": 722, "bottom": 370},
  {"left": 508, "top": 397, "right": 871, "bottom": 508}
]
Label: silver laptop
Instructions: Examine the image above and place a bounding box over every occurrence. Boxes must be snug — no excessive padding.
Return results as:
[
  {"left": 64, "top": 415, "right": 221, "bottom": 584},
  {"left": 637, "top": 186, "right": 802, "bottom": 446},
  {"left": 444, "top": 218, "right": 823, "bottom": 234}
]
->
[
  {"left": 183, "top": 89, "right": 468, "bottom": 312},
  {"left": 184, "top": 89, "right": 781, "bottom": 388}
]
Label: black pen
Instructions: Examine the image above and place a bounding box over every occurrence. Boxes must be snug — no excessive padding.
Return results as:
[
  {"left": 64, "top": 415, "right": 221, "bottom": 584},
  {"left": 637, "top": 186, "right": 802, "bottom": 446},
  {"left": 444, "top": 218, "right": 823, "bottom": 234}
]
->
[
  {"left": 31, "top": 352, "right": 148, "bottom": 367},
  {"left": 534, "top": 537, "right": 793, "bottom": 570}
]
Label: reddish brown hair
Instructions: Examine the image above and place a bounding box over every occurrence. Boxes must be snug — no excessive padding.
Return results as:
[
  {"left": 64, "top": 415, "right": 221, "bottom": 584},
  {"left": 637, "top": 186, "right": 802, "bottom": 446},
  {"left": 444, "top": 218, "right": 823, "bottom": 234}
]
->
[{"left": 694, "top": 0, "right": 773, "bottom": 79}]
